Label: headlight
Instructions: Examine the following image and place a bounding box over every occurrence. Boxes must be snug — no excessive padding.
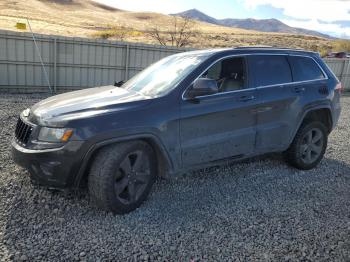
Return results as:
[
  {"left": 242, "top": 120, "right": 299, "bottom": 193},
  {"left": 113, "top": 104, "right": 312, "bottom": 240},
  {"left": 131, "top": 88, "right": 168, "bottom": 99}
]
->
[{"left": 38, "top": 127, "right": 73, "bottom": 142}]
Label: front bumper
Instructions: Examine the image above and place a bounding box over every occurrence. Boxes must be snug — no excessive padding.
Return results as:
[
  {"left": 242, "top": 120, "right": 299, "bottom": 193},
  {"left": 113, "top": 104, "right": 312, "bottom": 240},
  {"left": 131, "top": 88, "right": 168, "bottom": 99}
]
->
[{"left": 12, "top": 139, "right": 87, "bottom": 188}]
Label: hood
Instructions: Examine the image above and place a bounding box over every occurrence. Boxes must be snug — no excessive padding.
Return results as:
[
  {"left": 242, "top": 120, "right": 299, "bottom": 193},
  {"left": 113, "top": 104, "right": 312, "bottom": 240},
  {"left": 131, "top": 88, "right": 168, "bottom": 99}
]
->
[{"left": 29, "top": 85, "right": 151, "bottom": 126}]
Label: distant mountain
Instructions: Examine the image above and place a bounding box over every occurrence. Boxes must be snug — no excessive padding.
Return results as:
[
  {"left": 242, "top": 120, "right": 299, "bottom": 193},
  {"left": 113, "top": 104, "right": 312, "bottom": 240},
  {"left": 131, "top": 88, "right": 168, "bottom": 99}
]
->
[
  {"left": 173, "top": 9, "right": 331, "bottom": 39},
  {"left": 175, "top": 9, "right": 219, "bottom": 24}
]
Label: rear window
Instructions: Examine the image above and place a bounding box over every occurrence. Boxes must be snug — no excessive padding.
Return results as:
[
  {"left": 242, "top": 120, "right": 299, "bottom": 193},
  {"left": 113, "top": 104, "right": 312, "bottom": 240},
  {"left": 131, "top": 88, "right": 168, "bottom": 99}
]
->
[
  {"left": 288, "top": 56, "right": 325, "bottom": 82},
  {"left": 249, "top": 55, "right": 292, "bottom": 87}
]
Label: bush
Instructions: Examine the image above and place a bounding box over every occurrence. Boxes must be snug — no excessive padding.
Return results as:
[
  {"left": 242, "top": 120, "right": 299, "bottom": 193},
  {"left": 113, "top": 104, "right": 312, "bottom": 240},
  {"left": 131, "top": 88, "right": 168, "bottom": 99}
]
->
[
  {"left": 92, "top": 26, "right": 143, "bottom": 40},
  {"left": 333, "top": 40, "right": 350, "bottom": 52}
]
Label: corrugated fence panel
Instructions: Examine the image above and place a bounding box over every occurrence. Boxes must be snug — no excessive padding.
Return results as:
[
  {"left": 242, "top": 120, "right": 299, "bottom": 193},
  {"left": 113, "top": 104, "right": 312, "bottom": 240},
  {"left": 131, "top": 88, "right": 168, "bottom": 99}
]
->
[
  {"left": 324, "top": 58, "right": 350, "bottom": 90},
  {"left": 1, "top": 29, "right": 348, "bottom": 93},
  {"left": 0, "top": 29, "right": 188, "bottom": 93}
]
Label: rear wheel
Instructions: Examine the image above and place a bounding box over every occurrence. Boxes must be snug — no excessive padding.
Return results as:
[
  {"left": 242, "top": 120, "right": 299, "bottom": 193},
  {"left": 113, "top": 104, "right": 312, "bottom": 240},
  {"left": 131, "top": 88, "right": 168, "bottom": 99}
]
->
[
  {"left": 88, "top": 141, "right": 156, "bottom": 214},
  {"left": 284, "top": 121, "right": 328, "bottom": 170}
]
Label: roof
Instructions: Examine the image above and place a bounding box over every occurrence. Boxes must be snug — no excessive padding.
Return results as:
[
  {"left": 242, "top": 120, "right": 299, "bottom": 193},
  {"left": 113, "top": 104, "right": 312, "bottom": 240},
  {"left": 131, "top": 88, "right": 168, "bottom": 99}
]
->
[
  {"left": 221, "top": 46, "right": 318, "bottom": 56},
  {"left": 176, "top": 46, "right": 319, "bottom": 57}
]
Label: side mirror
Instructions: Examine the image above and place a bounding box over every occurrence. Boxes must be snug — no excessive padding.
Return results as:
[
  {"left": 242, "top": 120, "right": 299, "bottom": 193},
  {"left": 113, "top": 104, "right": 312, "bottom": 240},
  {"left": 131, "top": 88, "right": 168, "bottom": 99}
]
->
[
  {"left": 186, "top": 78, "right": 218, "bottom": 99},
  {"left": 114, "top": 80, "right": 125, "bottom": 87}
]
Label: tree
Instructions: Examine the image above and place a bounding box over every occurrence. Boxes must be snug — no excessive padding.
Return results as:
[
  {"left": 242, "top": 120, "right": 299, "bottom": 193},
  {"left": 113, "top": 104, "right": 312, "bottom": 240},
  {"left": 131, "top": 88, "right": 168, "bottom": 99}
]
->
[{"left": 148, "top": 16, "right": 199, "bottom": 47}]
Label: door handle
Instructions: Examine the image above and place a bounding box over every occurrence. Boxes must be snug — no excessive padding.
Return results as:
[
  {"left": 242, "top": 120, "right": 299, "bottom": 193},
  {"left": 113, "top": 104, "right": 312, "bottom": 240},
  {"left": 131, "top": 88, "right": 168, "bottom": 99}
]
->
[
  {"left": 252, "top": 106, "right": 273, "bottom": 113},
  {"left": 294, "top": 87, "right": 305, "bottom": 93},
  {"left": 238, "top": 95, "right": 255, "bottom": 102}
]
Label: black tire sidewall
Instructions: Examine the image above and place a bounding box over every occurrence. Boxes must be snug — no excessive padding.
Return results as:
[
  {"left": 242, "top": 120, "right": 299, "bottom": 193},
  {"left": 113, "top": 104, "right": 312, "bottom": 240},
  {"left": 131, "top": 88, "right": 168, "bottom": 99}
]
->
[
  {"left": 291, "top": 122, "right": 328, "bottom": 170},
  {"left": 89, "top": 141, "right": 157, "bottom": 214}
]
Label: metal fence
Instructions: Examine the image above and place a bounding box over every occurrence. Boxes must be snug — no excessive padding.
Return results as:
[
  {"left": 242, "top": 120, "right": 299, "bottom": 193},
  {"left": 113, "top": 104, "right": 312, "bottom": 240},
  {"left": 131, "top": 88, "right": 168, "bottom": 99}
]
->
[
  {"left": 0, "top": 29, "right": 187, "bottom": 93},
  {"left": 323, "top": 58, "right": 350, "bottom": 90},
  {"left": 0, "top": 29, "right": 349, "bottom": 93}
]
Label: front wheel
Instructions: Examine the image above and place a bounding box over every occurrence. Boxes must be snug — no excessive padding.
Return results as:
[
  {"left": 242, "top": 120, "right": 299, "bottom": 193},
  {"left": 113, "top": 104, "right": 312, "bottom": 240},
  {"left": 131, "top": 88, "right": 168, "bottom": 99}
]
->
[
  {"left": 284, "top": 121, "right": 328, "bottom": 170},
  {"left": 88, "top": 141, "right": 156, "bottom": 214}
]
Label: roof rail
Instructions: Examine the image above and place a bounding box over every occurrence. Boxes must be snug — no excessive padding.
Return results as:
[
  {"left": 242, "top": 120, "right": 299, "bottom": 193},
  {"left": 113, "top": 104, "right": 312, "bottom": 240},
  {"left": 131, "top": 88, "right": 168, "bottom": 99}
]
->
[
  {"left": 235, "top": 45, "right": 272, "bottom": 48},
  {"left": 235, "top": 46, "right": 306, "bottom": 51}
]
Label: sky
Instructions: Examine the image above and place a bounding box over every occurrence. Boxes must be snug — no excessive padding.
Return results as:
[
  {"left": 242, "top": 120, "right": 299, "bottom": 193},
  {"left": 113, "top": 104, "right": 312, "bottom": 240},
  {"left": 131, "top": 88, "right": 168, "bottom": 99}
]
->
[{"left": 95, "top": 0, "right": 350, "bottom": 38}]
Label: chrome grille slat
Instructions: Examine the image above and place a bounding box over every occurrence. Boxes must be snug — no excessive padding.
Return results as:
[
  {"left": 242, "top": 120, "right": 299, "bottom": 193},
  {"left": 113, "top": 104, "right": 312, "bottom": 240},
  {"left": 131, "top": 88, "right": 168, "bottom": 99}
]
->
[
  {"left": 14, "top": 118, "right": 32, "bottom": 145},
  {"left": 15, "top": 118, "right": 21, "bottom": 137},
  {"left": 20, "top": 122, "right": 26, "bottom": 141},
  {"left": 18, "top": 120, "right": 25, "bottom": 140},
  {"left": 23, "top": 126, "right": 32, "bottom": 144}
]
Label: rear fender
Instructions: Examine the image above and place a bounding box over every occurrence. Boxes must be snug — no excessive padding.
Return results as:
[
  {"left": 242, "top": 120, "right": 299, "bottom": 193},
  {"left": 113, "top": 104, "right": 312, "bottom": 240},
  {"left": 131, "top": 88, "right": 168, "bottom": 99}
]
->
[{"left": 288, "top": 104, "right": 332, "bottom": 146}]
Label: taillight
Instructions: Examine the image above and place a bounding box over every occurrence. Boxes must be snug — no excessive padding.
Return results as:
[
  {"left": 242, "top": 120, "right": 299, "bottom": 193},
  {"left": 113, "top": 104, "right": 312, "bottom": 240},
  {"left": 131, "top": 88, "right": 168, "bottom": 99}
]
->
[{"left": 335, "top": 82, "right": 342, "bottom": 93}]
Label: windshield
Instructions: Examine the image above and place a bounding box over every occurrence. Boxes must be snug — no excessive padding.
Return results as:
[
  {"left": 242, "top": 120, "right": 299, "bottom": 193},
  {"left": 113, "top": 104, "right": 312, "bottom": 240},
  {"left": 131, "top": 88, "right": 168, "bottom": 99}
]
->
[{"left": 122, "top": 52, "right": 210, "bottom": 97}]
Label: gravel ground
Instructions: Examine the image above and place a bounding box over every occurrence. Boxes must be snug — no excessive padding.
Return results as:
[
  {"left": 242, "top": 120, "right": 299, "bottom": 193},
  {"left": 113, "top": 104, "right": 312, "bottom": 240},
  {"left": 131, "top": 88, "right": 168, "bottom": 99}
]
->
[{"left": 0, "top": 93, "right": 349, "bottom": 261}]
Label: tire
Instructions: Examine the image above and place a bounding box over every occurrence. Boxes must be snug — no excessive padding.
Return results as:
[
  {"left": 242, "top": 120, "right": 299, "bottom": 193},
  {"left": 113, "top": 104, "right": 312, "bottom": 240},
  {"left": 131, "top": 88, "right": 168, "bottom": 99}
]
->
[
  {"left": 88, "top": 141, "right": 156, "bottom": 214},
  {"left": 284, "top": 121, "right": 328, "bottom": 170}
]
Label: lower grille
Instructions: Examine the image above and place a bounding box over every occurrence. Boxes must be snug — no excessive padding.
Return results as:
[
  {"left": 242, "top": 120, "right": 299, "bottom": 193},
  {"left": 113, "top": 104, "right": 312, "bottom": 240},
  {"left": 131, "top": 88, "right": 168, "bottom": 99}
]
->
[{"left": 15, "top": 117, "right": 33, "bottom": 145}]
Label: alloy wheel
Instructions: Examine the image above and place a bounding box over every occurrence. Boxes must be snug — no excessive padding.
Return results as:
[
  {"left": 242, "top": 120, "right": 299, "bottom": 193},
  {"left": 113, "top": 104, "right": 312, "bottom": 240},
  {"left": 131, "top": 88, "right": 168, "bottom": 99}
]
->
[
  {"left": 114, "top": 150, "right": 151, "bottom": 205},
  {"left": 300, "top": 128, "right": 324, "bottom": 164}
]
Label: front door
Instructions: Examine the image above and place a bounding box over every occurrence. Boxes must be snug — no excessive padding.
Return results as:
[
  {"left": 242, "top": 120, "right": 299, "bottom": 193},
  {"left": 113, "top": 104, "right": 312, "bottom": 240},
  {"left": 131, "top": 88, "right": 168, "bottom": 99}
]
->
[{"left": 180, "top": 56, "right": 257, "bottom": 167}]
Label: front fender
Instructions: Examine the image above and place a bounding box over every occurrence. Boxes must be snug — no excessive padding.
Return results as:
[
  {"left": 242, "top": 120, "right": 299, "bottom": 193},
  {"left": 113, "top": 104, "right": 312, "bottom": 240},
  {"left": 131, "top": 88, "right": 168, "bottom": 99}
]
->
[{"left": 73, "top": 133, "right": 175, "bottom": 187}]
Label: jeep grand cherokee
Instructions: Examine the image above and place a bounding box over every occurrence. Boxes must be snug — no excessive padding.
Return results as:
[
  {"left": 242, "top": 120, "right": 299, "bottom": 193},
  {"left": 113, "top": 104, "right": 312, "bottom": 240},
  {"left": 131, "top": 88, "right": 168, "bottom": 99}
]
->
[{"left": 12, "top": 47, "right": 342, "bottom": 214}]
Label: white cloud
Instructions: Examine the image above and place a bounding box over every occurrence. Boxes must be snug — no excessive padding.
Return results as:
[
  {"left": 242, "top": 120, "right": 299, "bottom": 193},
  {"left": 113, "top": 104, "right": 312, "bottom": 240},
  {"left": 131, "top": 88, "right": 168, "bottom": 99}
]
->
[
  {"left": 241, "top": 0, "right": 350, "bottom": 22},
  {"left": 282, "top": 18, "right": 350, "bottom": 38}
]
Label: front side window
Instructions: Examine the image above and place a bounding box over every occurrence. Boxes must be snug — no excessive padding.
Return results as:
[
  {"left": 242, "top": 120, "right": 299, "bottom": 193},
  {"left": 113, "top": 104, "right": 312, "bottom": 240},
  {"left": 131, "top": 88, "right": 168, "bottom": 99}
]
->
[
  {"left": 288, "top": 56, "right": 325, "bottom": 82},
  {"left": 122, "top": 52, "right": 210, "bottom": 98},
  {"left": 201, "top": 57, "right": 246, "bottom": 93},
  {"left": 248, "top": 55, "right": 292, "bottom": 87}
]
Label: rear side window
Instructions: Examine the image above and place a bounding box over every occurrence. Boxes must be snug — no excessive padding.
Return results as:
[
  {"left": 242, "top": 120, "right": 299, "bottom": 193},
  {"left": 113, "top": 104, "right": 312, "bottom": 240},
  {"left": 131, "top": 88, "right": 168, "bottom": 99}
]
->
[
  {"left": 248, "top": 55, "right": 292, "bottom": 87},
  {"left": 288, "top": 56, "right": 325, "bottom": 82}
]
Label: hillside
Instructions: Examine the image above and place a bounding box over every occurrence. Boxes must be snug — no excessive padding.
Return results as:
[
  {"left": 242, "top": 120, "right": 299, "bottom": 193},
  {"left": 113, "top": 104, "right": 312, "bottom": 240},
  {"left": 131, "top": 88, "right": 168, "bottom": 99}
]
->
[
  {"left": 174, "top": 9, "right": 330, "bottom": 39},
  {"left": 0, "top": 0, "right": 258, "bottom": 37},
  {"left": 0, "top": 0, "right": 332, "bottom": 51}
]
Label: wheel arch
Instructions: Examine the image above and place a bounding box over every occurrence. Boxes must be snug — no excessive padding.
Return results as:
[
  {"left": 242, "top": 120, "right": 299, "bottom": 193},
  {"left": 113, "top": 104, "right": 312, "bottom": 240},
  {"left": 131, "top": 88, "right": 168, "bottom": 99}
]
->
[
  {"left": 73, "top": 134, "right": 174, "bottom": 188},
  {"left": 302, "top": 108, "right": 333, "bottom": 133},
  {"left": 290, "top": 106, "right": 333, "bottom": 146}
]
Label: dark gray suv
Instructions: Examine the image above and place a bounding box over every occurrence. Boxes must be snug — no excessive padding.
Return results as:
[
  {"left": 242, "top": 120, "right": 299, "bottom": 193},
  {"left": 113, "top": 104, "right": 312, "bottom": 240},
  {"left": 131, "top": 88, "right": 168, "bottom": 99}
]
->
[{"left": 12, "top": 47, "right": 342, "bottom": 214}]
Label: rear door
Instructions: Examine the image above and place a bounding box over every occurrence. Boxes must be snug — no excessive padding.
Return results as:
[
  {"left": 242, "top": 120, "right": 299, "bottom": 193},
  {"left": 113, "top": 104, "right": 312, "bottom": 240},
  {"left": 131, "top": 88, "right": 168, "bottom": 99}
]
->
[
  {"left": 248, "top": 55, "right": 297, "bottom": 151},
  {"left": 287, "top": 55, "right": 329, "bottom": 106}
]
